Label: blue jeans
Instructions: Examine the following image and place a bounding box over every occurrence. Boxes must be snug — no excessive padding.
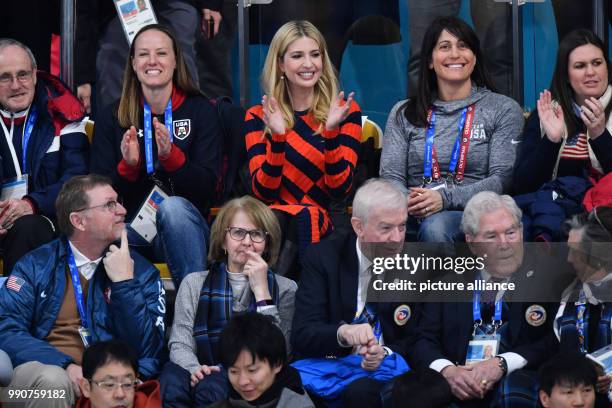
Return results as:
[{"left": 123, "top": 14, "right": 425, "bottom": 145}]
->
[
  {"left": 407, "top": 210, "right": 464, "bottom": 243},
  {"left": 128, "top": 196, "right": 209, "bottom": 288}
]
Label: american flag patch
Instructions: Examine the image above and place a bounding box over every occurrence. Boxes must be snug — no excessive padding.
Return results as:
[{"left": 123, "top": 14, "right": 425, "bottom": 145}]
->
[
  {"left": 560, "top": 133, "right": 589, "bottom": 160},
  {"left": 6, "top": 275, "right": 25, "bottom": 293}
]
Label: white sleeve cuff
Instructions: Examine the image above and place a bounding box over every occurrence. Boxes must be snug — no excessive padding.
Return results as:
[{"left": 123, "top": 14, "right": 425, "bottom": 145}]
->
[
  {"left": 382, "top": 346, "right": 394, "bottom": 356},
  {"left": 499, "top": 352, "right": 527, "bottom": 374},
  {"left": 430, "top": 359, "right": 455, "bottom": 373}
]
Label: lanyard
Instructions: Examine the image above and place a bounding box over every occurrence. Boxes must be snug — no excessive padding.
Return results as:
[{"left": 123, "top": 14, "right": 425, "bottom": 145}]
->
[
  {"left": 66, "top": 242, "right": 89, "bottom": 330},
  {"left": 576, "top": 290, "right": 587, "bottom": 353},
  {"left": 143, "top": 100, "right": 173, "bottom": 174},
  {"left": 473, "top": 291, "right": 503, "bottom": 326},
  {"left": 423, "top": 104, "right": 475, "bottom": 184},
  {"left": 0, "top": 106, "right": 37, "bottom": 177}
]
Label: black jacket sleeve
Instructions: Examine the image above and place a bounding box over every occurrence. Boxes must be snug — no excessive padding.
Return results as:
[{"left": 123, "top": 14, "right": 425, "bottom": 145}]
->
[{"left": 513, "top": 110, "right": 562, "bottom": 195}]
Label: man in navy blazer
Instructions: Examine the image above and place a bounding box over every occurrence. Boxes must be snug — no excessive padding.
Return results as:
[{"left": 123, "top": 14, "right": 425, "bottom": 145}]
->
[
  {"left": 411, "top": 191, "right": 568, "bottom": 406},
  {"left": 292, "top": 178, "right": 417, "bottom": 408}
]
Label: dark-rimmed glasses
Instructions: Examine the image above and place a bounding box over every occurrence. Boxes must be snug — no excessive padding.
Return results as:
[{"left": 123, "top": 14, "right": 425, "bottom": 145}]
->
[{"left": 226, "top": 227, "right": 268, "bottom": 243}]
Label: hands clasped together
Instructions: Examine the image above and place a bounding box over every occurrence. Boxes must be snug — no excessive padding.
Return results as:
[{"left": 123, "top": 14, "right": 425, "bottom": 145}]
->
[
  {"left": 337, "top": 323, "right": 386, "bottom": 372},
  {"left": 441, "top": 358, "right": 504, "bottom": 401}
]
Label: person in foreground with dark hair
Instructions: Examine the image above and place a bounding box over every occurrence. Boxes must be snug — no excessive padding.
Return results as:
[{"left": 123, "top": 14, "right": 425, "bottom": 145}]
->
[
  {"left": 0, "top": 174, "right": 165, "bottom": 407},
  {"left": 390, "top": 368, "right": 452, "bottom": 408},
  {"left": 211, "top": 313, "right": 313, "bottom": 408},
  {"left": 514, "top": 29, "right": 612, "bottom": 195},
  {"left": 538, "top": 352, "right": 597, "bottom": 408},
  {"left": 77, "top": 340, "right": 161, "bottom": 408},
  {"left": 380, "top": 16, "right": 523, "bottom": 243}
]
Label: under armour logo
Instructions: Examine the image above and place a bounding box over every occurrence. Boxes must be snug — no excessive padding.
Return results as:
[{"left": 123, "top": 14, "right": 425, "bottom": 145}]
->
[{"left": 40, "top": 291, "right": 47, "bottom": 298}]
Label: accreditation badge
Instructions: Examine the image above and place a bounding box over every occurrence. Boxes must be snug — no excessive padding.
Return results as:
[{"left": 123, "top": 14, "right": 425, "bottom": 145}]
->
[
  {"left": 465, "top": 334, "right": 500, "bottom": 366},
  {"left": 78, "top": 326, "right": 92, "bottom": 348},
  {"left": 0, "top": 174, "right": 28, "bottom": 201},
  {"left": 423, "top": 178, "right": 447, "bottom": 191},
  {"left": 130, "top": 185, "right": 169, "bottom": 243}
]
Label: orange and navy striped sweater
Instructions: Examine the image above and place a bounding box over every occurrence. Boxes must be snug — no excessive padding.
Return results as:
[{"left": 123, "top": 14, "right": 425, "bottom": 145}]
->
[{"left": 244, "top": 101, "right": 361, "bottom": 243}]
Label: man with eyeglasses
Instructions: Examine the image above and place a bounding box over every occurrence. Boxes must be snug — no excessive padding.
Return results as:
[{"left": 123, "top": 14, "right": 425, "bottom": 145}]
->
[
  {"left": 0, "top": 38, "right": 89, "bottom": 273},
  {"left": 77, "top": 340, "right": 162, "bottom": 408},
  {"left": 0, "top": 174, "right": 165, "bottom": 407}
]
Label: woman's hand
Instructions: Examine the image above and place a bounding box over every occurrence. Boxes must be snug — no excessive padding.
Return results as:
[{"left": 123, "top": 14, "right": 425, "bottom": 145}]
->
[
  {"left": 190, "top": 364, "right": 221, "bottom": 387},
  {"left": 580, "top": 97, "right": 607, "bottom": 140},
  {"left": 325, "top": 91, "right": 354, "bottom": 131},
  {"left": 537, "top": 90, "right": 565, "bottom": 143},
  {"left": 120, "top": 126, "right": 140, "bottom": 166},
  {"left": 407, "top": 187, "right": 443, "bottom": 218},
  {"left": 262, "top": 95, "right": 287, "bottom": 135},
  {"left": 243, "top": 250, "right": 271, "bottom": 301},
  {"left": 153, "top": 117, "right": 173, "bottom": 158}
]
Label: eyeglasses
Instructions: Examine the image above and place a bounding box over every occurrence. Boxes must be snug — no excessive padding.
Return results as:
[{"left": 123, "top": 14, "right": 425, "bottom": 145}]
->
[
  {"left": 226, "top": 227, "right": 268, "bottom": 243},
  {"left": 89, "top": 378, "right": 140, "bottom": 392},
  {"left": 0, "top": 70, "right": 33, "bottom": 85},
  {"left": 75, "top": 199, "right": 122, "bottom": 213}
]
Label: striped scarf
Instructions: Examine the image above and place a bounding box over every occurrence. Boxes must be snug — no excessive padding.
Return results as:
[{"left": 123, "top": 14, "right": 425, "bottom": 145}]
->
[{"left": 192, "top": 262, "right": 280, "bottom": 365}]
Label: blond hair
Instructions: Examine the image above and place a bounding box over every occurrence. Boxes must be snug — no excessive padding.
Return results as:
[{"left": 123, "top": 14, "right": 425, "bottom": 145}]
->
[
  {"left": 261, "top": 20, "right": 338, "bottom": 133},
  {"left": 209, "top": 196, "right": 282, "bottom": 266},
  {"left": 117, "top": 24, "right": 200, "bottom": 128}
]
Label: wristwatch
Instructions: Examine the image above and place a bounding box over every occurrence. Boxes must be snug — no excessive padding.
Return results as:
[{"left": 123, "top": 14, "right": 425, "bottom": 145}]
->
[{"left": 496, "top": 356, "right": 508, "bottom": 376}]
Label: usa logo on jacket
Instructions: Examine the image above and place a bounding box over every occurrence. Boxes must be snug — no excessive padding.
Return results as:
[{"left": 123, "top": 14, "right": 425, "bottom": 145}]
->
[{"left": 173, "top": 119, "right": 191, "bottom": 140}]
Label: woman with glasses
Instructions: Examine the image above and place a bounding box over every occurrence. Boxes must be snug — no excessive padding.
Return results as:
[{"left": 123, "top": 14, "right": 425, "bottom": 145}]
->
[
  {"left": 514, "top": 29, "right": 612, "bottom": 195},
  {"left": 160, "top": 196, "right": 297, "bottom": 407},
  {"left": 91, "top": 24, "right": 221, "bottom": 288},
  {"left": 244, "top": 20, "right": 362, "bottom": 271}
]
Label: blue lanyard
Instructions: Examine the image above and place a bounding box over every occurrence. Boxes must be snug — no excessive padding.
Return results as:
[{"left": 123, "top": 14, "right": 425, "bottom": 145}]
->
[
  {"left": 143, "top": 100, "right": 173, "bottom": 174},
  {"left": 66, "top": 242, "right": 89, "bottom": 330},
  {"left": 473, "top": 291, "right": 503, "bottom": 324},
  {"left": 576, "top": 290, "right": 587, "bottom": 353},
  {"left": 423, "top": 108, "right": 437, "bottom": 180},
  {"left": 423, "top": 107, "right": 468, "bottom": 180},
  {"left": 21, "top": 106, "right": 37, "bottom": 173}
]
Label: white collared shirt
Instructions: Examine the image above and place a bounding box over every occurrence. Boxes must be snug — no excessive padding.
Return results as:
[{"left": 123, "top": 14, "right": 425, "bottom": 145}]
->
[{"left": 68, "top": 241, "right": 102, "bottom": 281}]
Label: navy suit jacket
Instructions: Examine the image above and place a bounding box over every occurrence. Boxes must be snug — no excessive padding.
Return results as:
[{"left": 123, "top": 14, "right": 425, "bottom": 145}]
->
[
  {"left": 291, "top": 231, "right": 418, "bottom": 361},
  {"left": 410, "top": 253, "right": 570, "bottom": 370}
]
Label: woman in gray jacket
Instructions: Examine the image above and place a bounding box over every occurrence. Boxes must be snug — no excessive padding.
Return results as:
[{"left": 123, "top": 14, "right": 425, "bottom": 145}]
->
[
  {"left": 160, "top": 196, "right": 297, "bottom": 407},
  {"left": 380, "top": 16, "right": 524, "bottom": 243}
]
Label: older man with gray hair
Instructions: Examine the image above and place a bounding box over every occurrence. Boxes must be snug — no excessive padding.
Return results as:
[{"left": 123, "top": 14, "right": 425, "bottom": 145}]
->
[
  {"left": 410, "top": 190, "right": 568, "bottom": 406},
  {"left": 292, "top": 178, "right": 416, "bottom": 408},
  {"left": 0, "top": 38, "right": 89, "bottom": 272}
]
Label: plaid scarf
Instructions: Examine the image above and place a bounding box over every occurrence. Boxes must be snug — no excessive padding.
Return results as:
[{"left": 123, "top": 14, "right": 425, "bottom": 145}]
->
[
  {"left": 559, "top": 302, "right": 612, "bottom": 353},
  {"left": 193, "top": 262, "right": 280, "bottom": 365}
]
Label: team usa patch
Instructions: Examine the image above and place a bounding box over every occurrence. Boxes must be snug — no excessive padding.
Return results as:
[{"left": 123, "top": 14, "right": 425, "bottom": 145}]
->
[
  {"left": 6, "top": 275, "right": 25, "bottom": 293},
  {"left": 173, "top": 119, "right": 191, "bottom": 140},
  {"left": 394, "top": 304, "right": 411, "bottom": 326},
  {"left": 525, "top": 304, "right": 546, "bottom": 327}
]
